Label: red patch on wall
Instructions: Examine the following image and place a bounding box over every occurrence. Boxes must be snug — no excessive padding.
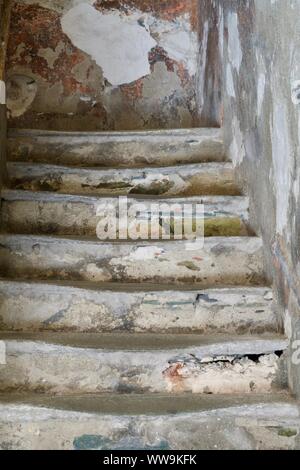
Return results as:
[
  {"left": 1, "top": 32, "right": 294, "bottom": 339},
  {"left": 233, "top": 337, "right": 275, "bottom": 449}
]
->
[
  {"left": 94, "top": 0, "right": 198, "bottom": 30},
  {"left": 149, "top": 46, "right": 191, "bottom": 88},
  {"left": 120, "top": 78, "right": 144, "bottom": 100},
  {"left": 148, "top": 46, "right": 175, "bottom": 73},
  {"left": 6, "top": 3, "right": 92, "bottom": 96},
  {"left": 163, "top": 362, "right": 186, "bottom": 392}
]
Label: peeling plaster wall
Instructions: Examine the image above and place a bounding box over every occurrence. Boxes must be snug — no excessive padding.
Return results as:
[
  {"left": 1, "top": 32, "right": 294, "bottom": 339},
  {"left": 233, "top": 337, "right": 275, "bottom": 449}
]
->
[
  {"left": 6, "top": 0, "right": 205, "bottom": 130},
  {"left": 0, "top": 0, "right": 5, "bottom": 190},
  {"left": 196, "top": 0, "right": 222, "bottom": 127},
  {"left": 218, "top": 0, "right": 300, "bottom": 397},
  {"left": 0, "top": 0, "right": 10, "bottom": 192}
]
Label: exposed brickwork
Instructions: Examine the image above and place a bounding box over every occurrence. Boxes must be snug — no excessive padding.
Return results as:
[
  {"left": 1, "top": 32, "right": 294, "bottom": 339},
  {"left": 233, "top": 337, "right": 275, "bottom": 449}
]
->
[
  {"left": 120, "top": 79, "right": 144, "bottom": 101},
  {"left": 94, "top": 0, "right": 198, "bottom": 29},
  {"left": 6, "top": 1, "right": 199, "bottom": 130},
  {"left": 6, "top": 3, "right": 90, "bottom": 96}
]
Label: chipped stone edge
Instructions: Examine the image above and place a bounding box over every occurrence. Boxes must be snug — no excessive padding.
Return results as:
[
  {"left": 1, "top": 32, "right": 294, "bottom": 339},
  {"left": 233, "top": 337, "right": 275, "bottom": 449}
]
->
[{"left": 0, "top": 81, "right": 5, "bottom": 105}]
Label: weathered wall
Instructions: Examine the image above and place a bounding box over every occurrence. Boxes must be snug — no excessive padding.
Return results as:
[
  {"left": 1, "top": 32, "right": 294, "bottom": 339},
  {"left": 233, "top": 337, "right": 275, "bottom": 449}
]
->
[
  {"left": 0, "top": 0, "right": 6, "bottom": 191},
  {"left": 5, "top": 0, "right": 209, "bottom": 131},
  {"left": 197, "top": 0, "right": 222, "bottom": 127},
  {"left": 0, "top": 99, "right": 6, "bottom": 191},
  {"left": 218, "top": 0, "right": 300, "bottom": 397},
  {"left": 0, "top": 0, "right": 5, "bottom": 191},
  {"left": 0, "top": 0, "right": 12, "bottom": 191}
]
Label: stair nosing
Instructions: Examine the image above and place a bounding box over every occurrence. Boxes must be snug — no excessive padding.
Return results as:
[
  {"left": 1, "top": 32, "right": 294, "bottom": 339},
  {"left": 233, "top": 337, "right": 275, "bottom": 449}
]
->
[
  {"left": 0, "top": 233, "right": 261, "bottom": 244},
  {"left": 0, "top": 392, "right": 295, "bottom": 417},
  {"left": 0, "top": 277, "right": 272, "bottom": 293},
  {"left": 7, "top": 160, "right": 233, "bottom": 172},
  {"left": 8, "top": 127, "right": 222, "bottom": 138},
  {"left": 1, "top": 188, "right": 248, "bottom": 204},
  {"left": 0, "top": 331, "right": 288, "bottom": 352}
]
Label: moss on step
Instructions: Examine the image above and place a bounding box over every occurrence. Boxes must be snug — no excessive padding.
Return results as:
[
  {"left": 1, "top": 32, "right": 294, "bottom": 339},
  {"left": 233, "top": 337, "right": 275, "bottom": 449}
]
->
[
  {"left": 277, "top": 428, "right": 298, "bottom": 438},
  {"left": 169, "top": 217, "right": 246, "bottom": 237},
  {"left": 177, "top": 261, "right": 199, "bottom": 271},
  {"left": 82, "top": 181, "right": 132, "bottom": 190},
  {"left": 73, "top": 434, "right": 170, "bottom": 450},
  {"left": 131, "top": 180, "right": 174, "bottom": 195},
  {"left": 204, "top": 218, "right": 244, "bottom": 236}
]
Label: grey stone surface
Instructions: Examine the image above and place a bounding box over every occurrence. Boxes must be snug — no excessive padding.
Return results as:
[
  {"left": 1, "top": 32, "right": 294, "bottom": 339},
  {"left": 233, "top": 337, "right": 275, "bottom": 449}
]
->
[
  {"left": 0, "top": 235, "right": 265, "bottom": 285},
  {"left": 0, "top": 281, "right": 278, "bottom": 334},
  {"left": 1, "top": 190, "right": 249, "bottom": 237},
  {"left": 0, "top": 398, "right": 299, "bottom": 450},
  {"left": 7, "top": 128, "right": 225, "bottom": 166},
  {"left": 8, "top": 161, "right": 239, "bottom": 196},
  {"left": 0, "top": 333, "right": 288, "bottom": 394}
]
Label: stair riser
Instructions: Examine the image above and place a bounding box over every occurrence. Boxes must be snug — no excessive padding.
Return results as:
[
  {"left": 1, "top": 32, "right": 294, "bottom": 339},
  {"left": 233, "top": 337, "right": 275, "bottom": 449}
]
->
[
  {"left": 7, "top": 130, "right": 225, "bottom": 167},
  {"left": 1, "top": 197, "right": 249, "bottom": 238},
  {"left": 0, "top": 284, "right": 277, "bottom": 334},
  {"left": 0, "top": 340, "right": 287, "bottom": 395},
  {"left": 0, "top": 403, "right": 299, "bottom": 450},
  {"left": 0, "top": 237, "right": 265, "bottom": 286},
  {"left": 8, "top": 163, "right": 239, "bottom": 196}
]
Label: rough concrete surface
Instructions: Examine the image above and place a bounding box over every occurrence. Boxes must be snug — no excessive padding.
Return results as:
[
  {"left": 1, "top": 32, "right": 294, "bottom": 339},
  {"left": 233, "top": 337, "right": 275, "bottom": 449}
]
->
[
  {"left": 0, "top": 190, "right": 249, "bottom": 237},
  {"left": 0, "top": 235, "right": 265, "bottom": 285},
  {"left": 1, "top": 399, "right": 299, "bottom": 450},
  {"left": 0, "top": 282, "right": 278, "bottom": 334},
  {"left": 7, "top": 128, "right": 225, "bottom": 166},
  {"left": 7, "top": 161, "right": 239, "bottom": 196},
  {"left": 0, "top": 334, "right": 288, "bottom": 394}
]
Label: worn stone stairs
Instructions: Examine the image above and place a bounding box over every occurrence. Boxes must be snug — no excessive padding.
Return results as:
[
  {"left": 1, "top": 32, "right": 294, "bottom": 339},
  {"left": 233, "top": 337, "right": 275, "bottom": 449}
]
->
[{"left": 0, "top": 128, "right": 299, "bottom": 450}]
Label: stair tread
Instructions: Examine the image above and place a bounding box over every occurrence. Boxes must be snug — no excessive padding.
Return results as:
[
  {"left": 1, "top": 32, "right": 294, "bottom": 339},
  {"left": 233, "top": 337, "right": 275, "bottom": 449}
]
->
[
  {"left": 1, "top": 190, "right": 249, "bottom": 238},
  {"left": 0, "top": 277, "right": 271, "bottom": 292},
  {"left": 0, "top": 392, "right": 295, "bottom": 416},
  {"left": 8, "top": 161, "right": 232, "bottom": 172},
  {"left": 0, "top": 331, "right": 288, "bottom": 351},
  {"left": 7, "top": 161, "right": 238, "bottom": 196},
  {"left": 2, "top": 188, "right": 248, "bottom": 205},
  {"left": 0, "top": 280, "right": 277, "bottom": 334},
  {"left": 8, "top": 128, "right": 222, "bottom": 138},
  {"left": 1, "top": 393, "right": 298, "bottom": 450},
  {"left": 1, "top": 189, "right": 249, "bottom": 220},
  {"left": 0, "top": 233, "right": 260, "bottom": 245},
  {"left": 8, "top": 127, "right": 225, "bottom": 167},
  {"left": 0, "top": 234, "right": 264, "bottom": 286},
  {"left": 0, "top": 332, "right": 288, "bottom": 396}
]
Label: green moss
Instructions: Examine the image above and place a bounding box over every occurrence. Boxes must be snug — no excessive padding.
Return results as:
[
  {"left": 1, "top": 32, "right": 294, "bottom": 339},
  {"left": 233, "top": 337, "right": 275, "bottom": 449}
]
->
[
  {"left": 73, "top": 435, "right": 111, "bottom": 450},
  {"left": 177, "top": 261, "right": 199, "bottom": 271},
  {"left": 204, "top": 217, "right": 243, "bottom": 236},
  {"left": 73, "top": 434, "right": 171, "bottom": 450},
  {"left": 133, "top": 181, "right": 174, "bottom": 195},
  {"left": 170, "top": 217, "right": 245, "bottom": 238},
  {"left": 277, "top": 428, "right": 298, "bottom": 438},
  {"left": 83, "top": 181, "right": 132, "bottom": 190}
]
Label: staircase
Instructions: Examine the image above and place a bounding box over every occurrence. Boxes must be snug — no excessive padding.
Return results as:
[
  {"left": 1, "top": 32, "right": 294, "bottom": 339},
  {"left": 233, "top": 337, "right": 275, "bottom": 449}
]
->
[{"left": 0, "top": 128, "right": 299, "bottom": 450}]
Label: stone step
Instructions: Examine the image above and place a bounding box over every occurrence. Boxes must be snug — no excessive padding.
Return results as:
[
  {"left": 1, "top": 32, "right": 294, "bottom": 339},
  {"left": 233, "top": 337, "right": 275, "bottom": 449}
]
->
[
  {"left": 7, "top": 161, "right": 239, "bottom": 196},
  {"left": 0, "top": 280, "right": 278, "bottom": 334},
  {"left": 1, "top": 190, "right": 249, "bottom": 238},
  {"left": 7, "top": 128, "right": 225, "bottom": 167},
  {"left": 0, "top": 333, "right": 288, "bottom": 395},
  {"left": 0, "top": 394, "right": 298, "bottom": 449},
  {"left": 0, "top": 235, "right": 265, "bottom": 286}
]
